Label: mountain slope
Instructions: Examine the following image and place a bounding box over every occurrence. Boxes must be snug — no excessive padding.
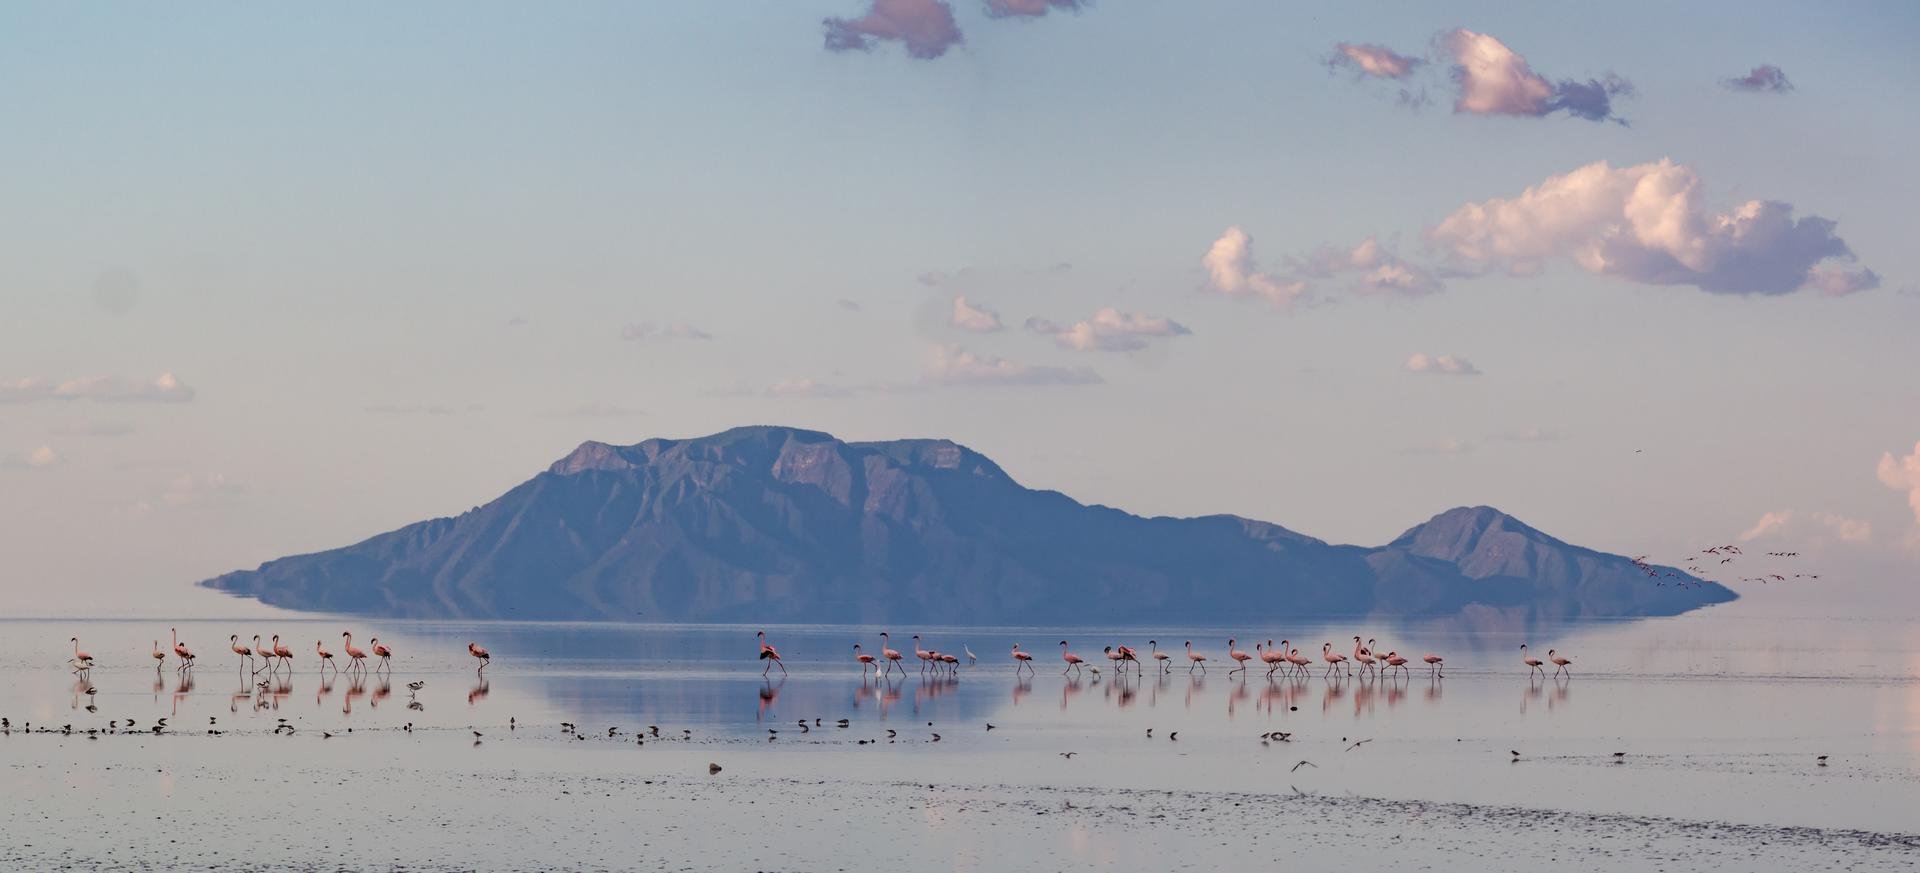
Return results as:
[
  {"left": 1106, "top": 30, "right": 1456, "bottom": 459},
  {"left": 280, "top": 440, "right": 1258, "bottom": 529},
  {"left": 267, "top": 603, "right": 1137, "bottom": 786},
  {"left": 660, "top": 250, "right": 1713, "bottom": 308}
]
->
[{"left": 200, "top": 426, "right": 1733, "bottom": 622}]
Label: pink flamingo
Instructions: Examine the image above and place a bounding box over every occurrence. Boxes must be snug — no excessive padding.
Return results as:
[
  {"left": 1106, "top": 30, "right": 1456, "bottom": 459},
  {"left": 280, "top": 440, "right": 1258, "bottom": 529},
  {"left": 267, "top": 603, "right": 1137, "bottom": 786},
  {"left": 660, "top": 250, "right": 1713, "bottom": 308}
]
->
[
  {"left": 1422, "top": 652, "right": 1444, "bottom": 678},
  {"left": 878, "top": 632, "right": 906, "bottom": 677},
  {"left": 1259, "top": 640, "right": 1288, "bottom": 678},
  {"left": 853, "top": 643, "right": 877, "bottom": 676},
  {"left": 1104, "top": 646, "right": 1127, "bottom": 672},
  {"left": 315, "top": 640, "right": 337, "bottom": 674},
  {"left": 1548, "top": 649, "right": 1573, "bottom": 678},
  {"left": 1059, "top": 641, "right": 1085, "bottom": 676},
  {"left": 1382, "top": 651, "right": 1410, "bottom": 678},
  {"left": 467, "top": 641, "right": 491, "bottom": 672},
  {"left": 228, "top": 635, "right": 253, "bottom": 673},
  {"left": 1148, "top": 640, "right": 1171, "bottom": 673},
  {"left": 911, "top": 635, "right": 934, "bottom": 673},
  {"left": 939, "top": 652, "right": 960, "bottom": 674},
  {"left": 69, "top": 637, "right": 94, "bottom": 673},
  {"left": 1286, "top": 642, "right": 1312, "bottom": 677},
  {"left": 1115, "top": 644, "right": 1140, "bottom": 675},
  {"left": 251, "top": 635, "right": 275, "bottom": 674},
  {"left": 1352, "top": 637, "right": 1377, "bottom": 676},
  {"left": 272, "top": 635, "right": 295, "bottom": 671},
  {"left": 1012, "top": 643, "right": 1035, "bottom": 676},
  {"left": 1226, "top": 639, "right": 1253, "bottom": 676},
  {"left": 150, "top": 640, "right": 166, "bottom": 671},
  {"left": 1184, "top": 640, "right": 1207, "bottom": 673},
  {"left": 756, "top": 630, "right": 786, "bottom": 676},
  {"left": 1521, "top": 644, "right": 1545, "bottom": 678},
  {"left": 342, "top": 632, "right": 368, "bottom": 674},
  {"left": 1321, "top": 642, "right": 1348, "bottom": 679},
  {"left": 170, "top": 628, "right": 194, "bottom": 672},
  {"left": 370, "top": 637, "right": 393, "bottom": 673}
]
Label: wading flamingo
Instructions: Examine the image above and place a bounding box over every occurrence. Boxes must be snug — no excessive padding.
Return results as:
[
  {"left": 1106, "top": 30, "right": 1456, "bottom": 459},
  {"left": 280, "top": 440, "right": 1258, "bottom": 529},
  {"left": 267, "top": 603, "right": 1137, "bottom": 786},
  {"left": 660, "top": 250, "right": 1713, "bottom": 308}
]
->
[
  {"left": 171, "top": 628, "right": 194, "bottom": 672},
  {"left": 69, "top": 637, "right": 94, "bottom": 673},
  {"left": 911, "top": 635, "right": 934, "bottom": 673},
  {"left": 1012, "top": 643, "right": 1035, "bottom": 675},
  {"left": 1260, "top": 640, "right": 1288, "bottom": 678},
  {"left": 1059, "top": 641, "right": 1085, "bottom": 676},
  {"left": 1383, "top": 651, "right": 1410, "bottom": 678},
  {"left": 316, "top": 640, "right": 336, "bottom": 673},
  {"left": 1548, "top": 649, "right": 1573, "bottom": 678},
  {"left": 1116, "top": 644, "right": 1140, "bottom": 674},
  {"left": 272, "top": 635, "right": 295, "bottom": 671},
  {"left": 1422, "top": 652, "right": 1444, "bottom": 678},
  {"left": 1353, "top": 637, "right": 1377, "bottom": 677},
  {"left": 1149, "top": 640, "right": 1171, "bottom": 673},
  {"left": 342, "top": 632, "right": 368, "bottom": 674},
  {"left": 1104, "top": 646, "right": 1126, "bottom": 673},
  {"left": 252, "top": 635, "right": 275, "bottom": 674},
  {"left": 757, "top": 630, "right": 786, "bottom": 676},
  {"left": 939, "top": 652, "right": 959, "bottom": 674},
  {"left": 228, "top": 635, "right": 253, "bottom": 673},
  {"left": 1521, "top": 644, "right": 1545, "bottom": 678},
  {"left": 853, "top": 644, "right": 877, "bottom": 676},
  {"left": 1185, "top": 641, "right": 1208, "bottom": 673},
  {"left": 370, "top": 637, "right": 393, "bottom": 673},
  {"left": 1286, "top": 642, "right": 1312, "bottom": 678},
  {"left": 879, "top": 632, "right": 905, "bottom": 677},
  {"left": 151, "top": 640, "right": 166, "bottom": 671},
  {"left": 1321, "top": 642, "right": 1348, "bottom": 679},
  {"left": 467, "top": 641, "right": 491, "bottom": 672},
  {"left": 1227, "top": 639, "right": 1253, "bottom": 676}
]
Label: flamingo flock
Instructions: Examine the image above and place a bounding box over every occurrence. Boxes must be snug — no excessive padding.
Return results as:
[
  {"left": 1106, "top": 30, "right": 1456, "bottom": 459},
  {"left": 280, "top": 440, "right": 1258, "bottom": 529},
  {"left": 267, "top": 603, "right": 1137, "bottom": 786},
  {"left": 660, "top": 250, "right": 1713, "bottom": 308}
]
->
[{"left": 85, "top": 628, "right": 497, "bottom": 677}]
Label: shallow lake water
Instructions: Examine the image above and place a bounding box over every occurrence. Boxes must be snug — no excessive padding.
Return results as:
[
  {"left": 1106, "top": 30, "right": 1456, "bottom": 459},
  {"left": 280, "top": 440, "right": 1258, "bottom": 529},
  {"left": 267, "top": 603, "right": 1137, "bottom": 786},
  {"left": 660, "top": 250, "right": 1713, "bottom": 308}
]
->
[{"left": 3, "top": 599, "right": 1917, "bottom": 870}]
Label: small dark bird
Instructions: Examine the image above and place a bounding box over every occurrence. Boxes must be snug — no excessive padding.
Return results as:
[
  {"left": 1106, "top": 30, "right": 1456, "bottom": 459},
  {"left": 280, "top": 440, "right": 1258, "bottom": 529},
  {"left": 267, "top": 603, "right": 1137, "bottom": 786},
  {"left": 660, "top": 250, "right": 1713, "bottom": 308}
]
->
[
  {"left": 1510, "top": 750, "right": 1521, "bottom": 761},
  {"left": 1291, "top": 760, "right": 1316, "bottom": 773},
  {"left": 472, "top": 730, "right": 483, "bottom": 740},
  {"left": 1145, "top": 728, "right": 1153, "bottom": 738},
  {"left": 1612, "top": 752, "right": 1625, "bottom": 760},
  {"left": 930, "top": 733, "right": 941, "bottom": 742},
  {"left": 1169, "top": 731, "right": 1178, "bottom": 741},
  {"left": 322, "top": 732, "right": 333, "bottom": 739},
  {"left": 1346, "top": 739, "right": 1372, "bottom": 752},
  {"left": 1059, "top": 752, "right": 1076, "bottom": 759},
  {"left": 985, "top": 724, "right": 996, "bottom": 731},
  {"left": 1817, "top": 755, "right": 1829, "bottom": 766},
  {"left": 708, "top": 762, "right": 723, "bottom": 774},
  {"left": 886, "top": 729, "right": 897, "bottom": 738}
]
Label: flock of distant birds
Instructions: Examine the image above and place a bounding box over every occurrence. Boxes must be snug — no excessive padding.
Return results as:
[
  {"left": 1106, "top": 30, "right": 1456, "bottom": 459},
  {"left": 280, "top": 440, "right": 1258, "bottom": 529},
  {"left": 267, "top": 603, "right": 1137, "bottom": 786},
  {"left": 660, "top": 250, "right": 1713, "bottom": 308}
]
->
[{"left": 1630, "top": 544, "right": 1821, "bottom": 588}]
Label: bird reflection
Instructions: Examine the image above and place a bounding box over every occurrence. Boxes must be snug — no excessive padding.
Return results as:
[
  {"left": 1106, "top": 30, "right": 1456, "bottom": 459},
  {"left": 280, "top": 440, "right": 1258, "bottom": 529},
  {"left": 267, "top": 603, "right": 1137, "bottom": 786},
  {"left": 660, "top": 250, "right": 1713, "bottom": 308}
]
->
[
  {"left": 1521, "top": 676, "right": 1545, "bottom": 713},
  {"left": 1184, "top": 674, "right": 1206, "bottom": 709},
  {"left": 757, "top": 679, "right": 782, "bottom": 721},
  {"left": 344, "top": 675, "right": 366, "bottom": 714},
  {"left": 171, "top": 672, "right": 195, "bottom": 717},
  {"left": 1059, "top": 676, "right": 1084, "bottom": 711},
  {"left": 467, "top": 677, "right": 491, "bottom": 707},
  {"left": 1011, "top": 677, "right": 1032, "bottom": 707},
  {"left": 1424, "top": 676, "right": 1443, "bottom": 705},
  {"left": 1549, "top": 676, "right": 1571, "bottom": 710},
  {"left": 1227, "top": 677, "right": 1251, "bottom": 719},
  {"left": 316, "top": 672, "right": 335, "bottom": 708}
]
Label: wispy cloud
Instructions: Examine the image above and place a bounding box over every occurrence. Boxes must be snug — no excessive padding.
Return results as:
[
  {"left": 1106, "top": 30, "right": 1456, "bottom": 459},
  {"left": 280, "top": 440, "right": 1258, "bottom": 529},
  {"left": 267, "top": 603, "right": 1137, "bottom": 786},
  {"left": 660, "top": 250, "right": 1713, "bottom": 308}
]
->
[
  {"left": 1329, "top": 29, "right": 1632, "bottom": 124},
  {"left": 949, "top": 295, "right": 1005, "bottom": 333},
  {"left": 0, "top": 373, "right": 195, "bottom": 404},
  {"left": 1722, "top": 64, "right": 1793, "bottom": 94},
  {"left": 621, "top": 322, "right": 714, "bottom": 341},
  {"left": 823, "top": 0, "right": 963, "bottom": 60},
  {"left": 924, "top": 344, "right": 1101, "bottom": 386},
  {"left": 1428, "top": 159, "right": 1871, "bottom": 296},
  {"left": 1403, "top": 353, "right": 1480, "bottom": 376},
  {"left": 1738, "top": 509, "right": 1871, "bottom": 545},
  {"left": 1326, "top": 42, "right": 1421, "bottom": 79},
  {"left": 1878, "top": 441, "right": 1920, "bottom": 529},
  {"left": 1026, "top": 307, "right": 1190, "bottom": 353},
  {"left": 1, "top": 445, "right": 63, "bottom": 470}
]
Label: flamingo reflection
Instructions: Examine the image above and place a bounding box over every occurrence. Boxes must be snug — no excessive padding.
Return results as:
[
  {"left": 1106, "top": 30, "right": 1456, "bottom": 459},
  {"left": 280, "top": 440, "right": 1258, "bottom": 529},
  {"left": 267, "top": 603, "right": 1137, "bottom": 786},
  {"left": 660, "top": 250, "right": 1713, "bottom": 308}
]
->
[{"left": 468, "top": 677, "right": 491, "bottom": 706}]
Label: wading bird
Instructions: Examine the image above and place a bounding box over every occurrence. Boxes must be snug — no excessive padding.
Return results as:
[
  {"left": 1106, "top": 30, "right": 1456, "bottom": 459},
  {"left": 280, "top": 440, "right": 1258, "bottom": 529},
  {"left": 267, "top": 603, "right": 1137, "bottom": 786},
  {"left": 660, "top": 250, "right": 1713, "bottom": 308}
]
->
[
  {"left": 1185, "top": 641, "right": 1207, "bottom": 673},
  {"left": 757, "top": 631, "right": 786, "bottom": 676},
  {"left": 879, "top": 632, "right": 905, "bottom": 677},
  {"left": 69, "top": 637, "right": 93, "bottom": 673},
  {"left": 1422, "top": 652, "right": 1444, "bottom": 678},
  {"left": 1149, "top": 640, "right": 1171, "bottom": 673},
  {"left": 1012, "top": 643, "right": 1035, "bottom": 676},
  {"left": 1227, "top": 639, "right": 1252, "bottom": 676},
  {"left": 1521, "top": 644, "right": 1546, "bottom": 678},
  {"left": 229, "top": 635, "right": 253, "bottom": 673},
  {"left": 1059, "top": 641, "right": 1085, "bottom": 676},
  {"left": 467, "top": 641, "right": 491, "bottom": 672},
  {"left": 316, "top": 640, "right": 336, "bottom": 673},
  {"left": 371, "top": 637, "right": 393, "bottom": 673},
  {"left": 1548, "top": 649, "right": 1573, "bottom": 678},
  {"left": 342, "top": 632, "right": 367, "bottom": 674},
  {"left": 170, "top": 628, "right": 194, "bottom": 672},
  {"left": 853, "top": 643, "right": 877, "bottom": 676},
  {"left": 1321, "top": 642, "right": 1347, "bottom": 679}
]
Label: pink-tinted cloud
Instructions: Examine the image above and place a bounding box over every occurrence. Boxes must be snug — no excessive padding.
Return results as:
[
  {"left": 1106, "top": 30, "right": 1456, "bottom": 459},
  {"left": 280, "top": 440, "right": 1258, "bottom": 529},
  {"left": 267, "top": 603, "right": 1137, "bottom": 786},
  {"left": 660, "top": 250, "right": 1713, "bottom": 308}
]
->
[
  {"left": 824, "top": 0, "right": 964, "bottom": 60},
  {"left": 984, "top": 0, "right": 1081, "bottom": 18},
  {"left": 1026, "top": 307, "right": 1190, "bottom": 353},
  {"left": 949, "top": 295, "right": 1005, "bottom": 333},
  {"left": 1428, "top": 159, "right": 1869, "bottom": 296},
  {"left": 1739, "top": 509, "right": 1872, "bottom": 545},
  {"left": 1802, "top": 264, "right": 1880, "bottom": 297},
  {"left": 924, "top": 344, "right": 1101, "bottom": 386},
  {"left": 0, "top": 445, "right": 62, "bottom": 470},
  {"left": 1879, "top": 441, "right": 1920, "bottom": 529},
  {"left": 1, "top": 373, "right": 196, "bottom": 404},
  {"left": 1723, "top": 64, "right": 1793, "bottom": 94},
  {"left": 1440, "top": 28, "right": 1631, "bottom": 123},
  {"left": 1327, "top": 42, "right": 1421, "bottom": 79},
  {"left": 1403, "top": 353, "right": 1480, "bottom": 376},
  {"left": 1290, "top": 237, "right": 1445, "bottom": 297},
  {"left": 1201, "top": 228, "right": 1308, "bottom": 308}
]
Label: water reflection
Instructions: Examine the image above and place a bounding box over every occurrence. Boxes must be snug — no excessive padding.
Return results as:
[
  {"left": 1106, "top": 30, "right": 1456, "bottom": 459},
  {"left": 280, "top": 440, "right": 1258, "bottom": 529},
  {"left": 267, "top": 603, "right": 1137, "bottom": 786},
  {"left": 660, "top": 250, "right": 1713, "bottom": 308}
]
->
[{"left": 467, "top": 678, "right": 490, "bottom": 707}]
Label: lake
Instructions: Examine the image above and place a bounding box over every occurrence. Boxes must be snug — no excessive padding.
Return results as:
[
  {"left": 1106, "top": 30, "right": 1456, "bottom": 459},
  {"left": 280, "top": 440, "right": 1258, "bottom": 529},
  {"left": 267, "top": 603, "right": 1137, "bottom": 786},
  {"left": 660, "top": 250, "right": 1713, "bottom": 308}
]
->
[{"left": 3, "top": 599, "right": 1916, "bottom": 871}]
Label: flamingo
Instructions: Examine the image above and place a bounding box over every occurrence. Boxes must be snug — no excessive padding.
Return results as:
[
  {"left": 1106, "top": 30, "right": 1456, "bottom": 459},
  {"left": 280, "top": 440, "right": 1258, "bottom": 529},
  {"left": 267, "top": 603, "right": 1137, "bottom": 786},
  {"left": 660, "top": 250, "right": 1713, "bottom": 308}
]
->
[
  {"left": 939, "top": 652, "right": 960, "bottom": 674},
  {"left": 1422, "top": 652, "right": 1444, "bottom": 678},
  {"left": 1011, "top": 643, "right": 1035, "bottom": 675},
  {"left": 1321, "top": 642, "right": 1348, "bottom": 679},
  {"left": 151, "top": 640, "right": 166, "bottom": 671},
  {"left": 1104, "top": 646, "right": 1126, "bottom": 672},
  {"left": 1548, "top": 649, "right": 1573, "bottom": 678},
  {"left": 1286, "top": 642, "right": 1312, "bottom": 678},
  {"left": 370, "top": 637, "right": 393, "bottom": 673},
  {"left": 1521, "top": 644, "right": 1545, "bottom": 678},
  {"left": 315, "top": 640, "right": 337, "bottom": 674},
  {"left": 1115, "top": 644, "right": 1140, "bottom": 674},
  {"left": 228, "top": 635, "right": 253, "bottom": 673},
  {"left": 911, "top": 635, "right": 934, "bottom": 673},
  {"left": 1184, "top": 641, "right": 1207, "bottom": 673},
  {"left": 272, "top": 635, "right": 295, "bottom": 671},
  {"left": 252, "top": 635, "right": 275, "bottom": 674},
  {"left": 1383, "top": 651, "right": 1410, "bottom": 678},
  {"left": 853, "top": 643, "right": 877, "bottom": 676},
  {"left": 170, "top": 628, "right": 194, "bottom": 672},
  {"left": 1260, "top": 640, "right": 1288, "bottom": 678},
  {"left": 1352, "top": 637, "right": 1377, "bottom": 676},
  {"left": 342, "top": 632, "right": 368, "bottom": 674},
  {"left": 1148, "top": 640, "right": 1171, "bottom": 673},
  {"left": 1059, "top": 641, "right": 1085, "bottom": 676},
  {"left": 467, "top": 641, "right": 491, "bottom": 672},
  {"left": 757, "top": 631, "right": 786, "bottom": 676},
  {"left": 1227, "top": 639, "right": 1253, "bottom": 676},
  {"left": 879, "top": 632, "right": 906, "bottom": 677},
  {"left": 69, "top": 637, "right": 94, "bottom": 673}
]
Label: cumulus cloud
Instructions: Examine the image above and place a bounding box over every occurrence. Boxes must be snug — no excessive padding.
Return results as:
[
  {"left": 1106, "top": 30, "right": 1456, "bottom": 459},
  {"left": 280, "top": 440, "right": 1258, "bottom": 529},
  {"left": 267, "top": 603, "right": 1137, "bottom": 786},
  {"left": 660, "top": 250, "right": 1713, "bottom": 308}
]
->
[
  {"left": 1802, "top": 264, "right": 1880, "bottom": 297},
  {"left": 949, "top": 295, "right": 1005, "bottom": 333},
  {"left": 1026, "top": 307, "right": 1190, "bottom": 353},
  {"left": 1878, "top": 441, "right": 1920, "bottom": 528},
  {"left": 1201, "top": 228, "right": 1308, "bottom": 308},
  {"left": 621, "top": 322, "right": 713, "bottom": 341},
  {"left": 824, "top": 0, "right": 963, "bottom": 59},
  {"left": 1738, "top": 510, "right": 1872, "bottom": 545},
  {"left": 1428, "top": 159, "right": 1871, "bottom": 296},
  {"left": 1326, "top": 42, "right": 1421, "bottom": 79},
  {"left": 924, "top": 344, "right": 1101, "bottom": 387},
  {"left": 1440, "top": 28, "right": 1632, "bottom": 123},
  {"left": 1, "top": 373, "right": 195, "bottom": 404},
  {"left": 1722, "top": 64, "right": 1793, "bottom": 94},
  {"left": 1403, "top": 353, "right": 1480, "bottom": 376},
  {"left": 985, "top": 0, "right": 1081, "bottom": 17},
  {"left": 1, "top": 445, "right": 63, "bottom": 470}
]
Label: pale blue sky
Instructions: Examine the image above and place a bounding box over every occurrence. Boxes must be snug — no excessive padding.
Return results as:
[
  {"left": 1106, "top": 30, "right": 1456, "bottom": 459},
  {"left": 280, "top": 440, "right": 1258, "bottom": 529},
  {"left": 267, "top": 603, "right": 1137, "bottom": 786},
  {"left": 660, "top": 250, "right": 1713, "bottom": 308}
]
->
[{"left": 3, "top": 2, "right": 1918, "bottom": 613}]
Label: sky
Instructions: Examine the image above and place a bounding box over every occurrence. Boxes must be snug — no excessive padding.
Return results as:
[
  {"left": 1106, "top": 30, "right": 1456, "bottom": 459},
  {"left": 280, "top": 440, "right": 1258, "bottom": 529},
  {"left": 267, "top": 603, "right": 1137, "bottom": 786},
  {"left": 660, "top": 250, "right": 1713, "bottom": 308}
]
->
[{"left": 3, "top": 1, "right": 1919, "bottom": 615}]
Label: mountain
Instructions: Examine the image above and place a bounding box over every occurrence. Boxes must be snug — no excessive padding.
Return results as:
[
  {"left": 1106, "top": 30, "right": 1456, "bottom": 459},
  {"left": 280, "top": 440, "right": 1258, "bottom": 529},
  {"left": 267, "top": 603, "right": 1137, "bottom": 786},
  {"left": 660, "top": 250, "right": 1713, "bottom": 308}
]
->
[{"left": 200, "top": 426, "right": 1734, "bottom": 622}]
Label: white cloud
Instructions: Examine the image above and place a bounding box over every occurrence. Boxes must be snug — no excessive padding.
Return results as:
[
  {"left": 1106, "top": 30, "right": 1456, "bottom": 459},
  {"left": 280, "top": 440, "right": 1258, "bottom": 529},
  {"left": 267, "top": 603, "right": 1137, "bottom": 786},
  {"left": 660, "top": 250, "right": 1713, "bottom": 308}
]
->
[
  {"left": 1802, "top": 264, "right": 1881, "bottom": 297},
  {"left": 1428, "top": 159, "right": 1869, "bottom": 296},
  {"left": 1327, "top": 42, "right": 1420, "bottom": 79},
  {"left": 1403, "top": 353, "right": 1480, "bottom": 376},
  {"left": 924, "top": 344, "right": 1101, "bottom": 387},
  {"left": 621, "top": 322, "right": 713, "bottom": 341},
  {"left": 1026, "top": 307, "right": 1191, "bottom": 353},
  {"left": 949, "top": 295, "right": 1005, "bottom": 333},
  {"left": 1738, "top": 510, "right": 1872, "bottom": 545},
  {"left": 1, "top": 445, "right": 63, "bottom": 470},
  {"left": 1878, "top": 441, "right": 1920, "bottom": 529},
  {"left": 1439, "top": 28, "right": 1631, "bottom": 123},
  {"left": 1201, "top": 227, "right": 1308, "bottom": 308},
  {"left": 2, "top": 373, "right": 195, "bottom": 404}
]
